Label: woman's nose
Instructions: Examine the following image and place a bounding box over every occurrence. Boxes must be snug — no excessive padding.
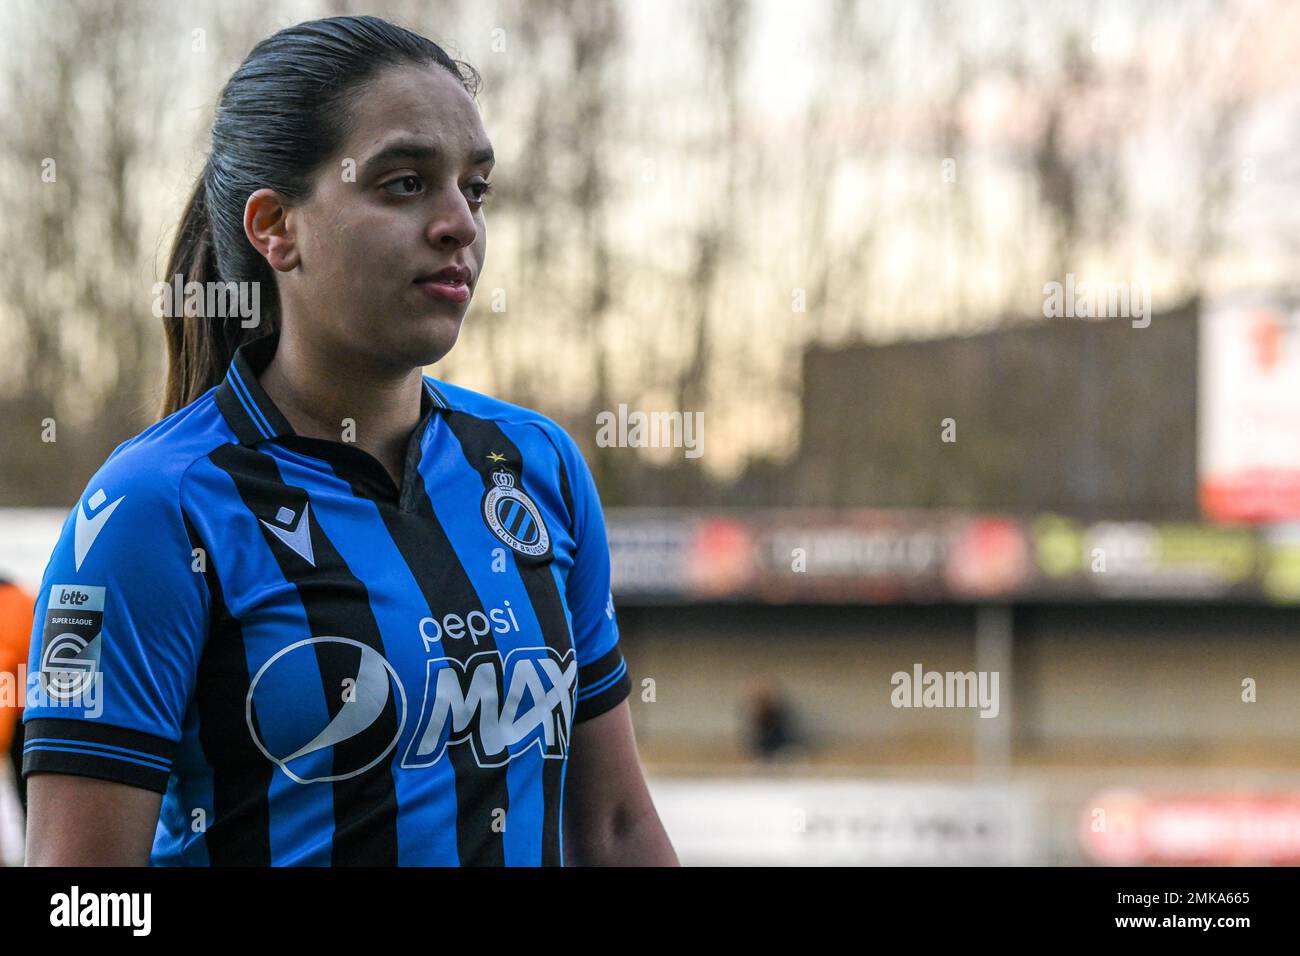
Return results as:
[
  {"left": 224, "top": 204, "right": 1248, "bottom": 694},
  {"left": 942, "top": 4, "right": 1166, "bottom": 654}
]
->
[{"left": 428, "top": 189, "right": 478, "bottom": 248}]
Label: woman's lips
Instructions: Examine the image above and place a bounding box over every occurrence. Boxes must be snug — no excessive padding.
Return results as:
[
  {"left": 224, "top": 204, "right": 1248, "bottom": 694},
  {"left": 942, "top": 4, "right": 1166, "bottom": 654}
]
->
[{"left": 415, "top": 277, "right": 470, "bottom": 303}]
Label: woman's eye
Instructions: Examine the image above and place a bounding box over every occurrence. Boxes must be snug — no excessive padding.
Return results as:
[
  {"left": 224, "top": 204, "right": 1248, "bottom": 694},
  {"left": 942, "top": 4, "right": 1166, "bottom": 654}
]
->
[
  {"left": 383, "top": 174, "right": 423, "bottom": 196},
  {"left": 468, "top": 180, "right": 494, "bottom": 205}
]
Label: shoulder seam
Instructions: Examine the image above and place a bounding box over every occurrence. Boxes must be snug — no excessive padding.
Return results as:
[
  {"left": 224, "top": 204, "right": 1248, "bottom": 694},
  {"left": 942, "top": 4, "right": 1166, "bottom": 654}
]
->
[
  {"left": 178, "top": 455, "right": 210, "bottom": 615},
  {"left": 429, "top": 391, "right": 585, "bottom": 540},
  {"left": 177, "top": 441, "right": 236, "bottom": 622},
  {"left": 522, "top": 420, "right": 580, "bottom": 543},
  {"left": 425, "top": 379, "right": 567, "bottom": 429}
]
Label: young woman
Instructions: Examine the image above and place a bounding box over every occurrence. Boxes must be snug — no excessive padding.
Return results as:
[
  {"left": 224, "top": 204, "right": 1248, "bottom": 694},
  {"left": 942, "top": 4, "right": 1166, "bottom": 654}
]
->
[{"left": 22, "top": 15, "right": 677, "bottom": 867}]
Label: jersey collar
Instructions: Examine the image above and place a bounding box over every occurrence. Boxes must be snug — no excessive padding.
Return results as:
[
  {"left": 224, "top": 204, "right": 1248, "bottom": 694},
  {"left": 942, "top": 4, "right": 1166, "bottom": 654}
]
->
[{"left": 214, "top": 330, "right": 449, "bottom": 447}]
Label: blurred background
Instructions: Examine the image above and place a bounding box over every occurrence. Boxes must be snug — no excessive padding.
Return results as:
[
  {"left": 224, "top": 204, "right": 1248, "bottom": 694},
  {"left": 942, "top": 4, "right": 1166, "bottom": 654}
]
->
[{"left": 2, "top": 0, "right": 1300, "bottom": 864}]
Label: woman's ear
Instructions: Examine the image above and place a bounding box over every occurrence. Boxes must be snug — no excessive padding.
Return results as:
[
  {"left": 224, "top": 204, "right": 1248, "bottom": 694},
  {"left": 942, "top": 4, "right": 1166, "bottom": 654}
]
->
[{"left": 243, "top": 188, "right": 300, "bottom": 272}]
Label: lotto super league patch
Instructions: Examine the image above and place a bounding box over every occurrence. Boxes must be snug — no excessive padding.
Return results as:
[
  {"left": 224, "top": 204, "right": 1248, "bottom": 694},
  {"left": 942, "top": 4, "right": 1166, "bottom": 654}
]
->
[
  {"left": 482, "top": 468, "right": 552, "bottom": 560},
  {"left": 39, "top": 584, "right": 105, "bottom": 702}
]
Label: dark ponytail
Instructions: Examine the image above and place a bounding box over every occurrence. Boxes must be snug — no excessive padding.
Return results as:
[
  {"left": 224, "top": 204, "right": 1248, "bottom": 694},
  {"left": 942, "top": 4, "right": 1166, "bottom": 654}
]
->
[
  {"left": 160, "top": 166, "right": 245, "bottom": 417},
  {"left": 160, "top": 15, "right": 480, "bottom": 417}
]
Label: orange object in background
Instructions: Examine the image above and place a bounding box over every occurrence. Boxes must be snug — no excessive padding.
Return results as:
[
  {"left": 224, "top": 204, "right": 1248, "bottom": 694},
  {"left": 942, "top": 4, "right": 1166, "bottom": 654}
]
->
[{"left": 0, "top": 579, "right": 35, "bottom": 755}]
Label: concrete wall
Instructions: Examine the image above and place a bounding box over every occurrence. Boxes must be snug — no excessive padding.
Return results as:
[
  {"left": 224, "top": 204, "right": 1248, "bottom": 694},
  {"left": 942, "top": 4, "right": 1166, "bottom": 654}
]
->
[{"left": 620, "top": 602, "right": 1300, "bottom": 767}]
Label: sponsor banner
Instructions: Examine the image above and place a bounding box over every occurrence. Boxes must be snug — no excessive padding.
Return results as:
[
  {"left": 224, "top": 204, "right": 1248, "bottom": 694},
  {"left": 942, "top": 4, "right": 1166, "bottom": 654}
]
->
[
  {"left": 1260, "top": 523, "right": 1300, "bottom": 603},
  {"left": 1030, "top": 515, "right": 1258, "bottom": 599},
  {"left": 607, "top": 513, "right": 701, "bottom": 598},
  {"left": 608, "top": 510, "right": 1290, "bottom": 603},
  {"left": 1082, "top": 789, "right": 1300, "bottom": 865},
  {"left": 1199, "top": 298, "right": 1300, "bottom": 523},
  {"left": 942, "top": 517, "right": 1032, "bottom": 598},
  {"left": 609, "top": 509, "right": 1034, "bottom": 603},
  {"left": 756, "top": 510, "right": 952, "bottom": 602},
  {"left": 648, "top": 778, "right": 1043, "bottom": 865}
]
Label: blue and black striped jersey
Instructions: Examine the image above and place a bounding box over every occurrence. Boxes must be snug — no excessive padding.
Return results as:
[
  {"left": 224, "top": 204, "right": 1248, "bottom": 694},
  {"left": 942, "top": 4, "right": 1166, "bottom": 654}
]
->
[{"left": 22, "top": 330, "right": 631, "bottom": 865}]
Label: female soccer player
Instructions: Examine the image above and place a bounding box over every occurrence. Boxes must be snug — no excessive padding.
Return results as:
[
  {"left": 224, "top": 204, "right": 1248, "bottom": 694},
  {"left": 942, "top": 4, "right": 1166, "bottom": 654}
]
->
[{"left": 22, "top": 15, "right": 677, "bottom": 866}]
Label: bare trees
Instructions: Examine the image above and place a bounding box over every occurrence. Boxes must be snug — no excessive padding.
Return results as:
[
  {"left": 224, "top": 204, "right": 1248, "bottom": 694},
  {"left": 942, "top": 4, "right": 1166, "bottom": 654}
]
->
[
  {"left": 0, "top": 1, "right": 169, "bottom": 502},
  {"left": 0, "top": 0, "right": 1292, "bottom": 507}
]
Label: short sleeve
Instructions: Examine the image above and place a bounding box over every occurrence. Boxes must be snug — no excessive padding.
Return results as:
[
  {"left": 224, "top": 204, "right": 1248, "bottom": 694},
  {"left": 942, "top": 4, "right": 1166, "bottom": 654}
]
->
[
  {"left": 21, "top": 452, "right": 210, "bottom": 793},
  {"left": 554, "top": 429, "right": 631, "bottom": 723}
]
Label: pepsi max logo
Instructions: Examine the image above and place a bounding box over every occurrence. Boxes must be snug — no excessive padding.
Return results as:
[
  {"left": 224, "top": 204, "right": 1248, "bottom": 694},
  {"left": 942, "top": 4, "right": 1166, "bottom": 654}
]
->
[
  {"left": 246, "top": 637, "right": 407, "bottom": 784},
  {"left": 402, "top": 647, "right": 576, "bottom": 770}
]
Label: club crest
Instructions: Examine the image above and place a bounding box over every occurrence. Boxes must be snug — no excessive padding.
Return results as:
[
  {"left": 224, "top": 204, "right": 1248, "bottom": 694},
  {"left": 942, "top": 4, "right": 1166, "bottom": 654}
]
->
[{"left": 482, "top": 469, "right": 551, "bottom": 559}]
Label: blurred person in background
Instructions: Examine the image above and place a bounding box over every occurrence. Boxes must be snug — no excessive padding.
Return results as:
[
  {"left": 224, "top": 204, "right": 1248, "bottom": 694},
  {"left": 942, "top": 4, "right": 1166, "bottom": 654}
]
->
[
  {"left": 21, "top": 15, "right": 676, "bottom": 868},
  {"left": 744, "top": 680, "right": 808, "bottom": 762}
]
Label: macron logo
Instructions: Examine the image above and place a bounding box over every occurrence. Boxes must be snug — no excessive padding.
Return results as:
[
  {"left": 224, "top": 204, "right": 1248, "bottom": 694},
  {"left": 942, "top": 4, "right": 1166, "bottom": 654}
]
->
[
  {"left": 260, "top": 503, "right": 316, "bottom": 566},
  {"left": 74, "top": 488, "right": 124, "bottom": 571}
]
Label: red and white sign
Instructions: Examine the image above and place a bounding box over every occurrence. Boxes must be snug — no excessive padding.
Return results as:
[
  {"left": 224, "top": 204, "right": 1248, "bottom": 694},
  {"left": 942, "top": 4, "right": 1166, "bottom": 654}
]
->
[
  {"left": 1199, "top": 299, "right": 1300, "bottom": 523},
  {"left": 1082, "top": 789, "right": 1300, "bottom": 865}
]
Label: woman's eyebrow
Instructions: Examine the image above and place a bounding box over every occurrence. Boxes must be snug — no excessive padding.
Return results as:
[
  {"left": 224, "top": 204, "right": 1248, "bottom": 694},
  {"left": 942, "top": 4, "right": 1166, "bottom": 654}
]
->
[{"left": 360, "top": 138, "right": 495, "bottom": 174}]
